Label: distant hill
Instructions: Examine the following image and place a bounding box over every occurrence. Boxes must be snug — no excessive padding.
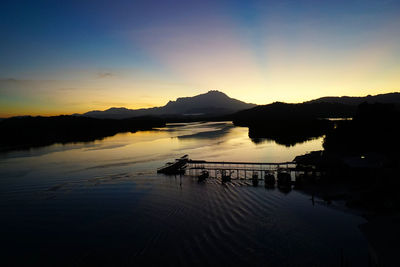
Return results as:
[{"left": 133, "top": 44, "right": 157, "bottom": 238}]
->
[
  {"left": 82, "top": 90, "right": 256, "bottom": 119},
  {"left": 306, "top": 92, "right": 400, "bottom": 105},
  {"left": 231, "top": 102, "right": 357, "bottom": 146},
  {"left": 230, "top": 92, "right": 399, "bottom": 146},
  {"left": 232, "top": 92, "right": 400, "bottom": 124},
  {"left": 233, "top": 102, "right": 357, "bottom": 124}
]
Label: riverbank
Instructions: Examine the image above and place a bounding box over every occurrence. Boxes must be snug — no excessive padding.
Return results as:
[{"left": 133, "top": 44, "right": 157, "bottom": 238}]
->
[{"left": 0, "top": 115, "right": 166, "bottom": 152}]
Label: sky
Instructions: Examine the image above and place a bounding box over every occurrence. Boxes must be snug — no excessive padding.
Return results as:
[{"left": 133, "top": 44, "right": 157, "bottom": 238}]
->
[{"left": 1, "top": 0, "right": 400, "bottom": 117}]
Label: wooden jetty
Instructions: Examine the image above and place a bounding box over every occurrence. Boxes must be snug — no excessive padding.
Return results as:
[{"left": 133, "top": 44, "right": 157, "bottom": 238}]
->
[
  {"left": 186, "top": 159, "right": 296, "bottom": 180},
  {"left": 156, "top": 155, "right": 324, "bottom": 187},
  {"left": 156, "top": 155, "right": 305, "bottom": 181}
]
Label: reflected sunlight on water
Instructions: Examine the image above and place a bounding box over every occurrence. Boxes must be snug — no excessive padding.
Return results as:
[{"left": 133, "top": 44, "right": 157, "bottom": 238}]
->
[{"left": 0, "top": 122, "right": 368, "bottom": 266}]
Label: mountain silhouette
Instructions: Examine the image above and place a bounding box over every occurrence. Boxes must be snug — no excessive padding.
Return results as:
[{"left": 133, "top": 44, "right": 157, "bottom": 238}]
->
[
  {"left": 306, "top": 92, "right": 400, "bottom": 105},
  {"left": 82, "top": 90, "right": 256, "bottom": 119},
  {"left": 230, "top": 92, "right": 399, "bottom": 146},
  {"left": 231, "top": 92, "right": 400, "bottom": 126}
]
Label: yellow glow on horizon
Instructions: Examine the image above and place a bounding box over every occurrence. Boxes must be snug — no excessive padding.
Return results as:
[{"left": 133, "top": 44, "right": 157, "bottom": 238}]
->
[
  {"left": 1, "top": 2, "right": 400, "bottom": 118},
  {"left": 1, "top": 22, "right": 400, "bottom": 117}
]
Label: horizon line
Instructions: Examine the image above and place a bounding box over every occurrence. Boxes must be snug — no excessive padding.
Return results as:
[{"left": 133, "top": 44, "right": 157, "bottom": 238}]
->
[{"left": 1, "top": 90, "right": 399, "bottom": 119}]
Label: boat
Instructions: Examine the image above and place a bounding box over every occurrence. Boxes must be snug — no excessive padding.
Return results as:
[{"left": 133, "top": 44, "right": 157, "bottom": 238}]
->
[
  {"left": 198, "top": 170, "right": 209, "bottom": 182},
  {"left": 277, "top": 171, "right": 291, "bottom": 187},
  {"left": 157, "top": 155, "right": 188, "bottom": 174},
  {"left": 221, "top": 170, "right": 231, "bottom": 183},
  {"left": 264, "top": 172, "right": 275, "bottom": 187},
  {"left": 251, "top": 172, "right": 259, "bottom": 186}
]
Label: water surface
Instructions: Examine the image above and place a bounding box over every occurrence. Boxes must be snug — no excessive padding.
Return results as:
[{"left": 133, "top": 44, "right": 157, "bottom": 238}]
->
[{"left": 0, "top": 122, "right": 367, "bottom": 266}]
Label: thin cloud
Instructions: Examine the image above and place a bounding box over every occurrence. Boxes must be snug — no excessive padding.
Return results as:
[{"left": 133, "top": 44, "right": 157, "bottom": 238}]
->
[{"left": 97, "top": 72, "right": 114, "bottom": 78}]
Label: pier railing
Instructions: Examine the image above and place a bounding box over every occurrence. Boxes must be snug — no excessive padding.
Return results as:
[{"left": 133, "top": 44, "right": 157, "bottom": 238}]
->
[{"left": 186, "top": 159, "right": 296, "bottom": 179}]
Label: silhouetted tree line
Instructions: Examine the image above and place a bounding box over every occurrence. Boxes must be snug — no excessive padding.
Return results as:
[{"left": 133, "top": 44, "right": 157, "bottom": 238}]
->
[
  {"left": 233, "top": 102, "right": 356, "bottom": 122},
  {"left": 231, "top": 101, "right": 400, "bottom": 212},
  {"left": 323, "top": 102, "right": 400, "bottom": 157},
  {"left": 248, "top": 119, "right": 333, "bottom": 146},
  {"left": 231, "top": 102, "right": 354, "bottom": 145},
  {"left": 0, "top": 115, "right": 165, "bottom": 151},
  {"left": 319, "top": 103, "right": 400, "bottom": 213}
]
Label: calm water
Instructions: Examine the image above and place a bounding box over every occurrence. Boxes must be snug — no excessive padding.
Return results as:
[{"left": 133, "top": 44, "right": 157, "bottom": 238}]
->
[{"left": 0, "top": 122, "right": 368, "bottom": 266}]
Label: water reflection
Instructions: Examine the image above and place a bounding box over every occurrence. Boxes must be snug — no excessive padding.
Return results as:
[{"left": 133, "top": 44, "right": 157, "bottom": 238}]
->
[
  {"left": 177, "top": 124, "right": 234, "bottom": 140},
  {"left": 0, "top": 122, "right": 368, "bottom": 266},
  {"left": 251, "top": 136, "right": 323, "bottom": 147},
  {"left": 0, "top": 174, "right": 368, "bottom": 266}
]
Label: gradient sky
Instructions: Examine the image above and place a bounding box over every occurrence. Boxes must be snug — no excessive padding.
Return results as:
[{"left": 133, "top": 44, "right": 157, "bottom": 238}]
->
[{"left": 1, "top": 0, "right": 400, "bottom": 117}]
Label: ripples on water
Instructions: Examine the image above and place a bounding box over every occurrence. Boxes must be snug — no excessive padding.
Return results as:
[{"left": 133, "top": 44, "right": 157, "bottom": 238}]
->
[{"left": 0, "top": 122, "right": 368, "bottom": 266}]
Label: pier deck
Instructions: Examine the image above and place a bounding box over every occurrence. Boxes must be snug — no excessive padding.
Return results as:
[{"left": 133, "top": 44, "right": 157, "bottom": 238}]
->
[
  {"left": 186, "top": 159, "right": 297, "bottom": 179},
  {"left": 157, "top": 155, "right": 317, "bottom": 181}
]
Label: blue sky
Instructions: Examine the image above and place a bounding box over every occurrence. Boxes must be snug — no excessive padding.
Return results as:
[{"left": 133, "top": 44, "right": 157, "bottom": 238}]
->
[{"left": 1, "top": 0, "right": 400, "bottom": 116}]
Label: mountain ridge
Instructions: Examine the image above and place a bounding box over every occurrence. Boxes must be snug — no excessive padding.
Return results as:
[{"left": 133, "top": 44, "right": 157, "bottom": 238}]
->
[
  {"left": 305, "top": 92, "right": 400, "bottom": 105},
  {"left": 82, "top": 90, "right": 256, "bottom": 119},
  {"left": 80, "top": 91, "right": 400, "bottom": 119}
]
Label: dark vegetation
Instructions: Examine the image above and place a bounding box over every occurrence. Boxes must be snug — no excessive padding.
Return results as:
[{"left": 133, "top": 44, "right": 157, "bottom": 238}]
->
[
  {"left": 307, "top": 92, "right": 400, "bottom": 105},
  {"left": 233, "top": 102, "right": 357, "bottom": 121},
  {"left": 0, "top": 113, "right": 232, "bottom": 152},
  {"left": 323, "top": 102, "right": 400, "bottom": 157},
  {"left": 0, "top": 115, "right": 165, "bottom": 152},
  {"left": 325, "top": 103, "right": 400, "bottom": 213},
  {"left": 247, "top": 119, "right": 332, "bottom": 146},
  {"left": 295, "top": 103, "right": 400, "bottom": 213},
  {"left": 1, "top": 92, "right": 399, "bottom": 152},
  {"left": 232, "top": 102, "right": 356, "bottom": 146}
]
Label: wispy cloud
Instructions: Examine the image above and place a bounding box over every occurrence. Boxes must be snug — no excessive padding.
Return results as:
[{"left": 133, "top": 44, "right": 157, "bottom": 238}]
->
[{"left": 97, "top": 72, "right": 114, "bottom": 78}]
